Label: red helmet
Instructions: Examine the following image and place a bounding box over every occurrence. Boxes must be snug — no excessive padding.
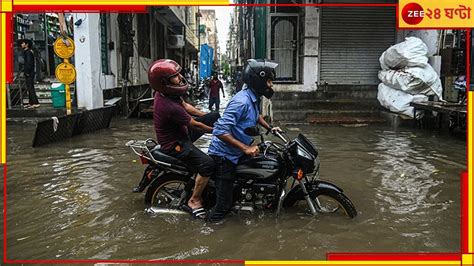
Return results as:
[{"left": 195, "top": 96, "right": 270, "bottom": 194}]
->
[{"left": 148, "top": 59, "right": 189, "bottom": 96}]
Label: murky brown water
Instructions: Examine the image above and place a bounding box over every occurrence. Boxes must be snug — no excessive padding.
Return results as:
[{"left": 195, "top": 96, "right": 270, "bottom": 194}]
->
[{"left": 2, "top": 88, "right": 465, "bottom": 261}]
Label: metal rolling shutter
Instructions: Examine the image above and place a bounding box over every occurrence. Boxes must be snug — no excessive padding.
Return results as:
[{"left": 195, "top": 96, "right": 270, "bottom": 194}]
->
[{"left": 320, "top": 7, "right": 396, "bottom": 85}]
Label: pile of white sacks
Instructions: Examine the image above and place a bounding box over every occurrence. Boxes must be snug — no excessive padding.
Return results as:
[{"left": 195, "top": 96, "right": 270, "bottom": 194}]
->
[{"left": 377, "top": 37, "right": 443, "bottom": 118}]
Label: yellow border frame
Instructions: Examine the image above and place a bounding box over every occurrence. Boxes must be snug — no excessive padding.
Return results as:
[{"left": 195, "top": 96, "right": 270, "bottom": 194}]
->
[{"left": 1, "top": 12, "right": 6, "bottom": 164}]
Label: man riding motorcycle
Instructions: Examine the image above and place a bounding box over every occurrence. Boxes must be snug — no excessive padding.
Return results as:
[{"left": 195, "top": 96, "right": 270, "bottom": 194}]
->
[
  {"left": 147, "top": 59, "right": 219, "bottom": 219},
  {"left": 207, "top": 59, "right": 282, "bottom": 222},
  {"left": 128, "top": 59, "right": 357, "bottom": 220}
]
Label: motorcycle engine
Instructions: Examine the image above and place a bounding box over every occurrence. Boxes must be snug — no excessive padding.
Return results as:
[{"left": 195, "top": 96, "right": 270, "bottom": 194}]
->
[{"left": 238, "top": 183, "right": 277, "bottom": 212}]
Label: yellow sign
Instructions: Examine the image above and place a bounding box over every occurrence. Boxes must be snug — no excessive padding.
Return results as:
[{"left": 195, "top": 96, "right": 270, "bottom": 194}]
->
[
  {"left": 398, "top": 0, "right": 474, "bottom": 28},
  {"left": 53, "top": 36, "right": 75, "bottom": 59},
  {"left": 55, "top": 62, "right": 76, "bottom": 84}
]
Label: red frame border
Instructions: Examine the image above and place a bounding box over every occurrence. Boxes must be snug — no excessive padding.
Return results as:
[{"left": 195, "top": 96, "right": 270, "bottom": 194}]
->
[{"left": 2, "top": 1, "right": 472, "bottom": 264}]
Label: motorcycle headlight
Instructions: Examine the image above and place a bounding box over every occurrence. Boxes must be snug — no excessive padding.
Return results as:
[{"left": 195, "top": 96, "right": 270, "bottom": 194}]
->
[{"left": 297, "top": 146, "right": 313, "bottom": 160}]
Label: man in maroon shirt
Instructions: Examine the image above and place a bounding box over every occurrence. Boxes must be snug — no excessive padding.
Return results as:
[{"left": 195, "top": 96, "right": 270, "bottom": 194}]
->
[
  {"left": 148, "top": 59, "right": 219, "bottom": 219},
  {"left": 208, "top": 72, "right": 225, "bottom": 111}
]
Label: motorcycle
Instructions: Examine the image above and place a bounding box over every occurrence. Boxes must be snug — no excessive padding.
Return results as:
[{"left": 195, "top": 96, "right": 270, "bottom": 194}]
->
[{"left": 126, "top": 127, "right": 357, "bottom": 218}]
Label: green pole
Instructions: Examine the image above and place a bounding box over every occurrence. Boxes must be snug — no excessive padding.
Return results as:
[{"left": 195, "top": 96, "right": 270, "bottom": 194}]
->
[{"left": 254, "top": 0, "right": 267, "bottom": 59}]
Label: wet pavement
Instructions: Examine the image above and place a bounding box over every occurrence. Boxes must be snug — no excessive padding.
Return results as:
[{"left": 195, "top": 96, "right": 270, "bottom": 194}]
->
[{"left": 2, "top": 82, "right": 466, "bottom": 260}]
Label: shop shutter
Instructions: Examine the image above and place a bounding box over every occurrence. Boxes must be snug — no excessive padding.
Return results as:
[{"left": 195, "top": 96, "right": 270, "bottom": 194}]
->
[{"left": 320, "top": 7, "right": 396, "bottom": 85}]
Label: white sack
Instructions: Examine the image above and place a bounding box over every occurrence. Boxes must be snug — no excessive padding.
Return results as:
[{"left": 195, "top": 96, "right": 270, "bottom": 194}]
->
[
  {"left": 377, "top": 83, "right": 428, "bottom": 118},
  {"left": 378, "top": 64, "right": 443, "bottom": 100},
  {"left": 380, "top": 37, "right": 429, "bottom": 70}
]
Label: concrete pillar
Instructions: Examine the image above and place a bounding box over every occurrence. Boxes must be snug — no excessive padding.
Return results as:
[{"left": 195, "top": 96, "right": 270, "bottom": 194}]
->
[
  {"left": 302, "top": 6, "right": 320, "bottom": 91},
  {"left": 73, "top": 13, "right": 104, "bottom": 110}
]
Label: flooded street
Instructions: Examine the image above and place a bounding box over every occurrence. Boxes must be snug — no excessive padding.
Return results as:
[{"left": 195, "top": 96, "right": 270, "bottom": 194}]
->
[{"left": 3, "top": 88, "right": 465, "bottom": 261}]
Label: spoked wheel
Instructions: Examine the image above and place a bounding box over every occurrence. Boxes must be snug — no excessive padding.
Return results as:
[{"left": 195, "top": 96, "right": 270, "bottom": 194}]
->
[
  {"left": 310, "top": 192, "right": 357, "bottom": 218},
  {"left": 283, "top": 183, "right": 357, "bottom": 218},
  {"left": 144, "top": 175, "right": 189, "bottom": 208}
]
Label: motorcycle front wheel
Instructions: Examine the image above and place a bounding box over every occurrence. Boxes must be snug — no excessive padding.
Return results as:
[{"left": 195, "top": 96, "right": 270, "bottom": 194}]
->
[
  {"left": 144, "top": 174, "right": 188, "bottom": 208},
  {"left": 310, "top": 191, "right": 357, "bottom": 218},
  {"left": 283, "top": 184, "right": 357, "bottom": 218}
]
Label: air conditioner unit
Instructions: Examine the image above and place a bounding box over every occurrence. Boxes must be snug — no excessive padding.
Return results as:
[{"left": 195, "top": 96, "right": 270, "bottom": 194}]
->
[{"left": 167, "top": 35, "right": 185, "bottom": 49}]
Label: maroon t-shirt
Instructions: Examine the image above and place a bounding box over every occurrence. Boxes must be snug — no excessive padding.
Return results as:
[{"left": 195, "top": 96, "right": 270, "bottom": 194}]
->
[
  {"left": 153, "top": 93, "right": 192, "bottom": 152},
  {"left": 209, "top": 79, "right": 223, "bottom": 98}
]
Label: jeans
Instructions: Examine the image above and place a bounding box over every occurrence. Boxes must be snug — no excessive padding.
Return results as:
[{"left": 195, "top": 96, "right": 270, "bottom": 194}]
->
[
  {"left": 207, "top": 156, "right": 237, "bottom": 222},
  {"left": 208, "top": 97, "right": 220, "bottom": 112}
]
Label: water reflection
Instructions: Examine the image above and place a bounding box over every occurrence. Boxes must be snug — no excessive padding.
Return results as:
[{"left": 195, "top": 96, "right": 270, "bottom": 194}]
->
[
  {"left": 5, "top": 85, "right": 464, "bottom": 260},
  {"left": 371, "top": 131, "right": 442, "bottom": 215}
]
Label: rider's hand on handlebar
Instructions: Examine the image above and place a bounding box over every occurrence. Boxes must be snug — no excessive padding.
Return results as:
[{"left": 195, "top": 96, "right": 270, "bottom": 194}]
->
[
  {"left": 244, "top": 145, "right": 260, "bottom": 157},
  {"left": 266, "top": 126, "right": 283, "bottom": 135},
  {"left": 271, "top": 127, "right": 283, "bottom": 134}
]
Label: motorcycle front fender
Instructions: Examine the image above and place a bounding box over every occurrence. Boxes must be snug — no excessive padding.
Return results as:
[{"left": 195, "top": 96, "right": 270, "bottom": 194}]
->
[{"left": 282, "top": 180, "right": 344, "bottom": 208}]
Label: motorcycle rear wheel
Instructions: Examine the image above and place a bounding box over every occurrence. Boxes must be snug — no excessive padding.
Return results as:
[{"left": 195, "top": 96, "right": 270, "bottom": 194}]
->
[{"left": 144, "top": 174, "right": 188, "bottom": 208}]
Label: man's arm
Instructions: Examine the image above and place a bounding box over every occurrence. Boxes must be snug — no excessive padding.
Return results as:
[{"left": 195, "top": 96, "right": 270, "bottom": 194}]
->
[
  {"left": 219, "top": 81, "right": 225, "bottom": 98},
  {"left": 217, "top": 134, "right": 259, "bottom": 157},
  {"left": 189, "top": 118, "right": 212, "bottom": 133},
  {"left": 24, "top": 50, "right": 35, "bottom": 74},
  {"left": 182, "top": 100, "right": 206, "bottom": 116},
  {"left": 258, "top": 115, "right": 271, "bottom": 130},
  {"left": 258, "top": 115, "right": 282, "bottom": 133}
]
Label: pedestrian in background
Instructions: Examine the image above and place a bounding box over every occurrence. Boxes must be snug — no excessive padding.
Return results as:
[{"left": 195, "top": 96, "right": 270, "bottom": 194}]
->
[
  {"left": 18, "top": 39, "right": 40, "bottom": 109},
  {"left": 208, "top": 72, "right": 225, "bottom": 112}
]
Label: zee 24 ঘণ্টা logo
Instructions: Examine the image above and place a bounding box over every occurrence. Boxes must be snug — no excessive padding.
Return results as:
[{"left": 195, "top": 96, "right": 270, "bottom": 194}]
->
[
  {"left": 402, "top": 2, "right": 425, "bottom": 25},
  {"left": 401, "top": 2, "right": 472, "bottom": 26}
]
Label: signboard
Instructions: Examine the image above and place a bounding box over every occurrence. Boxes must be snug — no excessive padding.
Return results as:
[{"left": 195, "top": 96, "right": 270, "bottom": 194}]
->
[
  {"left": 55, "top": 62, "right": 76, "bottom": 84},
  {"left": 53, "top": 36, "right": 75, "bottom": 59}
]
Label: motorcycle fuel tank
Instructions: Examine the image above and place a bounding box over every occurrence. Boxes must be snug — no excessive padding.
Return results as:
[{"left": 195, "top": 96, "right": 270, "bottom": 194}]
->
[{"left": 236, "top": 154, "right": 283, "bottom": 181}]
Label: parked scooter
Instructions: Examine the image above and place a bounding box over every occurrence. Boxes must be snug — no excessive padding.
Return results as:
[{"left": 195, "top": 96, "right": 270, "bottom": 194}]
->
[{"left": 126, "top": 127, "right": 357, "bottom": 219}]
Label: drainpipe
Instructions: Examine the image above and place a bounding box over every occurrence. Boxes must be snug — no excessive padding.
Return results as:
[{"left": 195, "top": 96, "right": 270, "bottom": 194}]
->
[{"left": 196, "top": 9, "right": 202, "bottom": 83}]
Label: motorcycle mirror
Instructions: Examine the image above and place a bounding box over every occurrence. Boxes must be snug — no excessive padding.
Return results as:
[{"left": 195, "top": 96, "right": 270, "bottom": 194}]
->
[{"left": 244, "top": 126, "right": 260, "bottom": 136}]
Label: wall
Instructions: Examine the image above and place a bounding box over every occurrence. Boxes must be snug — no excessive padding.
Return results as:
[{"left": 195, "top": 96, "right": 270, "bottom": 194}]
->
[
  {"left": 302, "top": 6, "right": 319, "bottom": 91},
  {"left": 406, "top": 30, "right": 441, "bottom": 56},
  {"left": 130, "top": 14, "right": 152, "bottom": 85},
  {"left": 73, "top": 13, "right": 104, "bottom": 109}
]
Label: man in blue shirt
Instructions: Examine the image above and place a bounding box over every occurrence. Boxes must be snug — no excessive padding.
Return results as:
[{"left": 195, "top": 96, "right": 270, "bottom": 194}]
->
[{"left": 207, "top": 59, "right": 281, "bottom": 222}]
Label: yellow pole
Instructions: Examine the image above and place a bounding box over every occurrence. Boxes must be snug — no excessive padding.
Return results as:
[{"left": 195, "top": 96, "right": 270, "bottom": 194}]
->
[
  {"left": 64, "top": 58, "right": 72, "bottom": 115},
  {"left": 65, "top": 84, "right": 71, "bottom": 115}
]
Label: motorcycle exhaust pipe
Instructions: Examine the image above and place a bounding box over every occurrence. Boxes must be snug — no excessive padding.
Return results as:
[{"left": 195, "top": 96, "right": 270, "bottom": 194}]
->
[{"left": 145, "top": 207, "right": 188, "bottom": 215}]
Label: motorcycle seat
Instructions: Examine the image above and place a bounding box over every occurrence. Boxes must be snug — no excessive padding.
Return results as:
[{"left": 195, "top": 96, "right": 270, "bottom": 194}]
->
[{"left": 149, "top": 145, "right": 190, "bottom": 171}]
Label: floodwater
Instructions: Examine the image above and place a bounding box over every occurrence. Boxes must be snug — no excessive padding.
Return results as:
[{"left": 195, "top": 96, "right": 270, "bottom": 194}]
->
[{"left": 2, "top": 84, "right": 466, "bottom": 261}]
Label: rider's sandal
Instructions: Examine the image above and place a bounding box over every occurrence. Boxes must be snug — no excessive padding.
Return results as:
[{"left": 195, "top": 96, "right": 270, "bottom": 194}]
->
[
  {"left": 183, "top": 205, "right": 207, "bottom": 219},
  {"left": 191, "top": 207, "right": 207, "bottom": 219}
]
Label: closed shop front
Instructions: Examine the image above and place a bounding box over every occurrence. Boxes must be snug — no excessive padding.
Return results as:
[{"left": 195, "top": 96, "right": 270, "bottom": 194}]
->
[{"left": 320, "top": 5, "right": 396, "bottom": 85}]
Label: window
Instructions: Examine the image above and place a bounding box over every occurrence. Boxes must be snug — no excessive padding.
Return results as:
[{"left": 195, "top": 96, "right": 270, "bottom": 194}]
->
[{"left": 137, "top": 13, "right": 151, "bottom": 58}]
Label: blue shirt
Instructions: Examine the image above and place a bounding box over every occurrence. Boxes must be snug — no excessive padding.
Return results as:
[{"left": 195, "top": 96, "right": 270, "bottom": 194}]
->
[{"left": 208, "top": 88, "right": 260, "bottom": 164}]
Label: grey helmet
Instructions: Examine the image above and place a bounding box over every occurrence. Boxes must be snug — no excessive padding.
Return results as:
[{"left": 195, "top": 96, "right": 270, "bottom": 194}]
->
[{"left": 243, "top": 59, "right": 278, "bottom": 99}]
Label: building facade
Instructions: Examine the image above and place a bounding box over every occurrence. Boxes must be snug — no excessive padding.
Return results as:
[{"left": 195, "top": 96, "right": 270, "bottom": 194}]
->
[
  {"left": 230, "top": 0, "right": 458, "bottom": 90},
  {"left": 199, "top": 9, "right": 219, "bottom": 68}
]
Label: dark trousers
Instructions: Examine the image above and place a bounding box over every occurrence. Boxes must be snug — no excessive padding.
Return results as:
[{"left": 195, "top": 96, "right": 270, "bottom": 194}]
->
[
  {"left": 187, "top": 111, "right": 220, "bottom": 142},
  {"left": 207, "top": 156, "right": 237, "bottom": 222},
  {"left": 25, "top": 73, "right": 39, "bottom": 105},
  {"left": 166, "top": 140, "right": 215, "bottom": 177},
  {"left": 163, "top": 111, "right": 221, "bottom": 177},
  {"left": 208, "top": 97, "right": 220, "bottom": 112}
]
